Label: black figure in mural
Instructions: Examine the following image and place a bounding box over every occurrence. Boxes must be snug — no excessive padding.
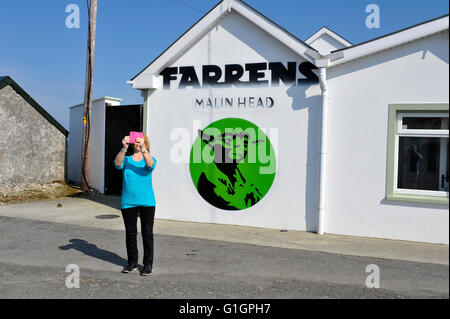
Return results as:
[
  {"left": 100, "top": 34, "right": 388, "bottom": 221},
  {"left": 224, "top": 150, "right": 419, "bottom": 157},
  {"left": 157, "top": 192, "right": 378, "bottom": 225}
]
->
[{"left": 196, "top": 129, "right": 264, "bottom": 210}]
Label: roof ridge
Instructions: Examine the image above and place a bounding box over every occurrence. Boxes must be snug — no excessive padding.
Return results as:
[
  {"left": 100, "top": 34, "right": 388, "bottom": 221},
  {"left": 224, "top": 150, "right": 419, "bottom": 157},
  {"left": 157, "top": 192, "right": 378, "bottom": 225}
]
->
[
  {"left": 332, "top": 13, "right": 449, "bottom": 53},
  {"left": 0, "top": 76, "right": 68, "bottom": 136},
  {"left": 305, "top": 26, "right": 353, "bottom": 46},
  {"left": 130, "top": 0, "right": 318, "bottom": 84}
]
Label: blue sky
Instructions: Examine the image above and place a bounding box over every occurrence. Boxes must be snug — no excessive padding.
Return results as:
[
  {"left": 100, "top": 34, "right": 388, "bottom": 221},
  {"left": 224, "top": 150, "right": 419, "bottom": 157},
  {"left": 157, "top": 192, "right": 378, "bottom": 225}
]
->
[{"left": 0, "top": 0, "right": 448, "bottom": 130}]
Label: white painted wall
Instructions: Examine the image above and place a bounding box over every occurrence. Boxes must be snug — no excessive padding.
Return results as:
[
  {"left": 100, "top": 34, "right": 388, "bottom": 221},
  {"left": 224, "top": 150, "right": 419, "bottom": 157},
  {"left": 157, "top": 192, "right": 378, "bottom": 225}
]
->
[
  {"left": 68, "top": 97, "right": 121, "bottom": 193},
  {"left": 146, "top": 12, "right": 322, "bottom": 231},
  {"left": 136, "top": 9, "right": 448, "bottom": 243},
  {"left": 326, "top": 31, "right": 449, "bottom": 244}
]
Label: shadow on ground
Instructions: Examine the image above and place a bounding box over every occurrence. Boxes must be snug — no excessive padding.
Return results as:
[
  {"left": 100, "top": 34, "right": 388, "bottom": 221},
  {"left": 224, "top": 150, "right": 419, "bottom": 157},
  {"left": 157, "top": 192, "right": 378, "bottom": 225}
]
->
[{"left": 59, "top": 239, "right": 127, "bottom": 267}]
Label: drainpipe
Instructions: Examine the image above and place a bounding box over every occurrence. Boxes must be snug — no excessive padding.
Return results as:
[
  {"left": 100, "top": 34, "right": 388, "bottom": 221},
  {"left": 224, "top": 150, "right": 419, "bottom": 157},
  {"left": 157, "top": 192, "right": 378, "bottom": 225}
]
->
[
  {"left": 317, "top": 67, "right": 328, "bottom": 235},
  {"left": 306, "top": 50, "right": 343, "bottom": 235},
  {"left": 141, "top": 89, "right": 149, "bottom": 135}
]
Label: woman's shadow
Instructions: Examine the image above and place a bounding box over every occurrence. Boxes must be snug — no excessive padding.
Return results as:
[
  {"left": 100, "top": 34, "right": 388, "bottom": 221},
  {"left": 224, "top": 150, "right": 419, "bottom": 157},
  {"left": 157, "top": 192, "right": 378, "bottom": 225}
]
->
[{"left": 59, "top": 239, "right": 127, "bottom": 267}]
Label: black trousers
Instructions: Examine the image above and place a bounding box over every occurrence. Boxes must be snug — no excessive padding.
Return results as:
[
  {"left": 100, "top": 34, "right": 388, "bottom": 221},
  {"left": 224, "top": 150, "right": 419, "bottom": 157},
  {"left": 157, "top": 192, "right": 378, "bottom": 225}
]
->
[{"left": 121, "top": 206, "right": 155, "bottom": 266}]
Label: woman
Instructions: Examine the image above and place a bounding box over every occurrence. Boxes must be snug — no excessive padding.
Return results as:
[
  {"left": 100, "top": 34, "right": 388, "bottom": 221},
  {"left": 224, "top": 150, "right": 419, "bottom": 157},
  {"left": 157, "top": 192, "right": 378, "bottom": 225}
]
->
[{"left": 114, "top": 133, "right": 157, "bottom": 276}]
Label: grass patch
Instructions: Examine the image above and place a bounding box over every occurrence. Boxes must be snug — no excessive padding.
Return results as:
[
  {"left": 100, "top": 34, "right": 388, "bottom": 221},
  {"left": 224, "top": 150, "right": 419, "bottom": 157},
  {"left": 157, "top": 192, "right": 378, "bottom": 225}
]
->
[{"left": 0, "top": 181, "right": 81, "bottom": 205}]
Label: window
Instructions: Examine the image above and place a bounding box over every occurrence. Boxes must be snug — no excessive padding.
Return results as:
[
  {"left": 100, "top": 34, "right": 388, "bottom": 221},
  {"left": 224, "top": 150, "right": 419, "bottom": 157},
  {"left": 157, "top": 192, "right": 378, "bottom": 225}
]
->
[{"left": 387, "top": 104, "right": 449, "bottom": 205}]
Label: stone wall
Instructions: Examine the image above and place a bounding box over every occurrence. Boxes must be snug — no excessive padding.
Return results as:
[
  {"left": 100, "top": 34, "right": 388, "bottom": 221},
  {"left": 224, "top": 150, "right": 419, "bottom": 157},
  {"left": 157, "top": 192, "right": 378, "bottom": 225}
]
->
[{"left": 0, "top": 84, "right": 67, "bottom": 188}]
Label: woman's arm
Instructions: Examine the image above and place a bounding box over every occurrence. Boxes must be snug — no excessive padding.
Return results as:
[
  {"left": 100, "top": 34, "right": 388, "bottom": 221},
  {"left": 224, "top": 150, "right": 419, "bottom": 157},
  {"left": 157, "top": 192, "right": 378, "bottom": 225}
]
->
[
  {"left": 114, "top": 149, "right": 127, "bottom": 167},
  {"left": 114, "top": 136, "right": 129, "bottom": 168},
  {"left": 136, "top": 137, "right": 154, "bottom": 168},
  {"left": 142, "top": 149, "right": 154, "bottom": 168}
]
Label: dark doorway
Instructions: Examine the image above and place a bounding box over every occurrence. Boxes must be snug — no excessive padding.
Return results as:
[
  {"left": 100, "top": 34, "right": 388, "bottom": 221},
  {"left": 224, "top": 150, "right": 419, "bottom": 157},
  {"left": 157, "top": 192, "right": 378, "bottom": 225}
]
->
[{"left": 104, "top": 104, "right": 143, "bottom": 195}]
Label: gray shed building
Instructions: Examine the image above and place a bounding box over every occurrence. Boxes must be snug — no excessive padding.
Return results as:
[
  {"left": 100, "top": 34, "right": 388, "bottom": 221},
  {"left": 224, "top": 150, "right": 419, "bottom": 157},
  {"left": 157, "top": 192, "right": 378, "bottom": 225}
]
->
[{"left": 0, "top": 76, "right": 69, "bottom": 192}]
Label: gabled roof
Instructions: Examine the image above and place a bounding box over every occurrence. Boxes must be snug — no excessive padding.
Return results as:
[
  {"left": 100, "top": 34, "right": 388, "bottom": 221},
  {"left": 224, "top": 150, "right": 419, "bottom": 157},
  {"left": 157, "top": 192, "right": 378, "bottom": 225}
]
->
[
  {"left": 328, "top": 14, "right": 449, "bottom": 67},
  {"left": 129, "top": 1, "right": 448, "bottom": 84},
  {"left": 0, "top": 76, "right": 68, "bottom": 136},
  {"left": 130, "top": 0, "right": 318, "bottom": 89},
  {"left": 305, "top": 26, "right": 352, "bottom": 52}
]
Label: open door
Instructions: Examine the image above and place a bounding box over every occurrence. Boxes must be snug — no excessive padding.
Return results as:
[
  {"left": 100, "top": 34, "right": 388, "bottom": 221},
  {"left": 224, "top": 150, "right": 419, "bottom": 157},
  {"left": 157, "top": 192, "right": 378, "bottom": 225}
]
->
[{"left": 104, "top": 104, "right": 143, "bottom": 195}]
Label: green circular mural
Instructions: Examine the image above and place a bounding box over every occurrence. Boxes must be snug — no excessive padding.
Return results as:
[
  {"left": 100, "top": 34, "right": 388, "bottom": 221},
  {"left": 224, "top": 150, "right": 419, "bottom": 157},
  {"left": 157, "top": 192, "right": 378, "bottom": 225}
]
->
[{"left": 189, "top": 118, "right": 276, "bottom": 211}]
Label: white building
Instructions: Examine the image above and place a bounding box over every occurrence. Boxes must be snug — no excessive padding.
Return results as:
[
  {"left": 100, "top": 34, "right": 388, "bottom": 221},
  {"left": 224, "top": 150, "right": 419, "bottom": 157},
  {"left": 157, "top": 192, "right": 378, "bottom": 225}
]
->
[
  {"left": 68, "top": 97, "right": 122, "bottom": 193},
  {"left": 128, "top": 0, "right": 448, "bottom": 244}
]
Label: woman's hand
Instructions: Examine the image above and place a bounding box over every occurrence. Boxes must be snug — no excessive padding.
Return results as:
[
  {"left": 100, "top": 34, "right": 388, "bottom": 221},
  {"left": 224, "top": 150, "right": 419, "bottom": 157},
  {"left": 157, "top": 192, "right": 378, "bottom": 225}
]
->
[
  {"left": 122, "top": 136, "right": 130, "bottom": 148},
  {"left": 135, "top": 137, "right": 147, "bottom": 152}
]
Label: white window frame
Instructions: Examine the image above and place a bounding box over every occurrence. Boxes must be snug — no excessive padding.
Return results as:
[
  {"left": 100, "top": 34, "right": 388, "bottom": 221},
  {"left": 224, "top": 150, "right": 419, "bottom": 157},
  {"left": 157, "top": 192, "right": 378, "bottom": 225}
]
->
[
  {"left": 394, "top": 112, "right": 449, "bottom": 197},
  {"left": 386, "top": 104, "right": 449, "bottom": 205},
  {"left": 397, "top": 113, "right": 449, "bottom": 135}
]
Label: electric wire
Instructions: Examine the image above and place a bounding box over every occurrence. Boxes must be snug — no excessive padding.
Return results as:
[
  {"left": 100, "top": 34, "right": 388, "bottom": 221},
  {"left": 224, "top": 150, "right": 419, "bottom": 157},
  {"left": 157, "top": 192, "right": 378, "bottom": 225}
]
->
[{"left": 169, "top": 0, "right": 206, "bottom": 14}]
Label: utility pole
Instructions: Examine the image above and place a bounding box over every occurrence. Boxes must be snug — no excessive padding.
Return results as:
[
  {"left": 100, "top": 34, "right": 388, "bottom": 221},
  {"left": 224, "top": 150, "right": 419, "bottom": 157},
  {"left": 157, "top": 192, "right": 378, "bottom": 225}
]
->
[{"left": 81, "top": 0, "right": 97, "bottom": 193}]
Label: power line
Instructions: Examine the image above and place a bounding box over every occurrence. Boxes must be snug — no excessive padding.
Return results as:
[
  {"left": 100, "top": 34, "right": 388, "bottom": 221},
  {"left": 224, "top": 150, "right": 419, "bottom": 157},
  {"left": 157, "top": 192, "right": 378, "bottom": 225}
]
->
[{"left": 169, "top": 0, "right": 206, "bottom": 14}]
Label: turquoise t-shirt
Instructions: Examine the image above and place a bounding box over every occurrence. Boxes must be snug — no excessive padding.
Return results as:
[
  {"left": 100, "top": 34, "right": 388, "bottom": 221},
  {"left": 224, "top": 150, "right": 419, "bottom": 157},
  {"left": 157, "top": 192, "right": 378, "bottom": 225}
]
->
[{"left": 114, "top": 155, "right": 157, "bottom": 209}]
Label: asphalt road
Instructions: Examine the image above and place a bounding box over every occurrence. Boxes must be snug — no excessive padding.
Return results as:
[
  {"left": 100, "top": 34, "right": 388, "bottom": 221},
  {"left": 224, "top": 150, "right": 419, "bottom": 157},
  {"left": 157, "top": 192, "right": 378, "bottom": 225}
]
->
[{"left": 0, "top": 216, "right": 448, "bottom": 299}]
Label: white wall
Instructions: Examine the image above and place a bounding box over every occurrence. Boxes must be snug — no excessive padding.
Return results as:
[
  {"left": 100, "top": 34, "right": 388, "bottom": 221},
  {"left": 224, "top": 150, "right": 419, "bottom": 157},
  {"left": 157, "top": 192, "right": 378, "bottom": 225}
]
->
[
  {"left": 68, "top": 98, "right": 121, "bottom": 193},
  {"left": 146, "top": 12, "right": 322, "bottom": 231},
  {"left": 139, "top": 10, "right": 448, "bottom": 243},
  {"left": 326, "top": 31, "right": 449, "bottom": 243},
  {"left": 89, "top": 99, "right": 106, "bottom": 193}
]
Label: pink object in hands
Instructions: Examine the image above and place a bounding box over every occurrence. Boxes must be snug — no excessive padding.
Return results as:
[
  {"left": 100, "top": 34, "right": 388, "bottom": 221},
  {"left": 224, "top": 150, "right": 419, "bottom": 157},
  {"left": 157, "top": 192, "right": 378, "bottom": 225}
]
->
[{"left": 129, "top": 131, "right": 143, "bottom": 143}]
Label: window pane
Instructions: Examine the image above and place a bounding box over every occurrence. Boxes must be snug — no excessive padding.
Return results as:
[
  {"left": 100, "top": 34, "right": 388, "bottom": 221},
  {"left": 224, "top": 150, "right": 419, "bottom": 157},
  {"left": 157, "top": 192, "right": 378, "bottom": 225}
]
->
[
  {"left": 397, "top": 137, "right": 449, "bottom": 191},
  {"left": 402, "top": 117, "right": 448, "bottom": 130}
]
